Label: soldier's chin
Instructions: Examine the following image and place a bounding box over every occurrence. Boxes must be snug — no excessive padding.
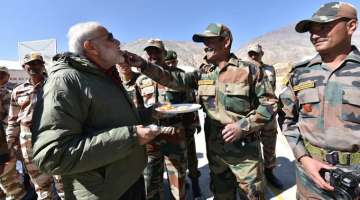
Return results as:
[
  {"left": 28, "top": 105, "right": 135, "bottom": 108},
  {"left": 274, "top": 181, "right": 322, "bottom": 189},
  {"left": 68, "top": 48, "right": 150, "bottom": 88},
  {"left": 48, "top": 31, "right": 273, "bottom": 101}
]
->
[
  {"left": 206, "top": 51, "right": 215, "bottom": 59},
  {"left": 205, "top": 53, "right": 217, "bottom": 64}
]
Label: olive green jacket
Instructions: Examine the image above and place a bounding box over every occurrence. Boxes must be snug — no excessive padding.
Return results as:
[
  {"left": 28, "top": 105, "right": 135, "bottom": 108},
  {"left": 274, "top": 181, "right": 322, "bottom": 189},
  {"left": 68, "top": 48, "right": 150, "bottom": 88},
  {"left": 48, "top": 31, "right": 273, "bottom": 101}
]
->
[{"left": 32, "top": 53, "right": 146, "bottom": 200}]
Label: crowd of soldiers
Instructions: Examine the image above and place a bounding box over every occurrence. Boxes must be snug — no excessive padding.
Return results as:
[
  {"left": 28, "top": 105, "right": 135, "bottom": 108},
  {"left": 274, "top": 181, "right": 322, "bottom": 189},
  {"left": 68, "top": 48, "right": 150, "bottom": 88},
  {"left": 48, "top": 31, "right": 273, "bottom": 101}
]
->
[{"left": 0, "top": 1, "right": 359, "bottom": 200}]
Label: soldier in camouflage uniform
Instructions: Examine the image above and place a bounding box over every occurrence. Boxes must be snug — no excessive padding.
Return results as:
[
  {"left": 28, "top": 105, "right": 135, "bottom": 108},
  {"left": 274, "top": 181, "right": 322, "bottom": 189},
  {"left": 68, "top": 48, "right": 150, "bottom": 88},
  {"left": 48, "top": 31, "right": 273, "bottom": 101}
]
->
[
  {"left": 0, "top": 66, "right": 28, "bottom": 200},
  {"left": 116, "top": 62, "right": 142, "bottom": 107},
  {"left": 164, "top": 50, "right": 203, "bottom": 199},
  {"left": 138, "top": 39, "right": 188, "bottom": 200},
  {"left": 6, "top": 53, "right": 64, "bottom": 200},
  {"left": 247, "top": 44, "right": 283, "bottom": 189},
  {"left": 280, "top": 2, "right": 360, "bottom": 199},
  {"left": 126, "top": 23, "right": 277, "bottom": 200}
]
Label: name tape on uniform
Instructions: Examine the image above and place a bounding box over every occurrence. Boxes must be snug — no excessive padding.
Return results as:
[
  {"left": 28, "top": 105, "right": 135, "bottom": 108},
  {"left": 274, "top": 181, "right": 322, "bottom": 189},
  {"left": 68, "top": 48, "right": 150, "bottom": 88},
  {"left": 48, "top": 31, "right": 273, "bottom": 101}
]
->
[
  {"left": 293, "top": 81, "right": 315, "bottom": 92},
  {"left": 198, "top": 80, "right": 214, "bottom": 85}
]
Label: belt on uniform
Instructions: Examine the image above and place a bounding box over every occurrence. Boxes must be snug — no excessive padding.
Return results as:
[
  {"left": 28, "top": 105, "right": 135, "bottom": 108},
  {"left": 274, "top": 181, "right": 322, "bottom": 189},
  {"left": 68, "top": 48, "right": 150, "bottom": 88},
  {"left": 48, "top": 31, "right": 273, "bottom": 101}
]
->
[{"left": 304, "top": 140, "right": 360, "bottom": 165}]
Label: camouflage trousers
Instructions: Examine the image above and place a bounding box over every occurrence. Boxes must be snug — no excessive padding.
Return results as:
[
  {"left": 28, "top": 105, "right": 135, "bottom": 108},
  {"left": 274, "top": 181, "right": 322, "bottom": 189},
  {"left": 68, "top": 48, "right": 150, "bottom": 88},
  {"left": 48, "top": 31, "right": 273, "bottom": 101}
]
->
[
  {"left": 260, "top": 118, "right": 278, "bottom": 169},
  {"left": 185, "top": 128, "right": 200, "bottom": 179},
  {"left": 205, "top": 119, "right": 265, "bottom": 200},
  {"left": 0, "top": 158, "right": 27, "bottom": 200},
  {"left": 20, "top": 131, "right": 64, "bottom": 200},
  {"left": 144, "top": 126, "right": 187, "bottom": 200}
]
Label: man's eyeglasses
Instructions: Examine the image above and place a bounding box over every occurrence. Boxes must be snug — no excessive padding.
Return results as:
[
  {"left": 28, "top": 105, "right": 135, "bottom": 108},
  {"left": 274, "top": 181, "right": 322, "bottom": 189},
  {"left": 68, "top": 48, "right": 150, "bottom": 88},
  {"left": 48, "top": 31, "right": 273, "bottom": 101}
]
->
[{"left": 89, "top": 32, "right": 115, "bottom": 42}]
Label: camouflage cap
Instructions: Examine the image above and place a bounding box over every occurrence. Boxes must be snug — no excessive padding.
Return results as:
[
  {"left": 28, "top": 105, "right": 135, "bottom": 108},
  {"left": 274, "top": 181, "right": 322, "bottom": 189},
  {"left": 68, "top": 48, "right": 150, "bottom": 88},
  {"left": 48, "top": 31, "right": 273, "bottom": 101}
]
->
[
  {"left": 144, "top": 39, "right": 165, "bottom": 51},
  {"left": 23, "top": 52, "right": 44, "bottom": 64},
  {"left": 0, "top": 66, "right": 9, "bottom": 74},
  {"left": 165, "top": 50, "right": 177, "bottom": 61},
  {"left": 247, "top": 44, "right": 263, "bottom": 54},
  {"left": 192, "top": 23, "right": 232, "bottom": 43},
  {"left": 296, "top": 2, "right": 358, "bottom": 33}
]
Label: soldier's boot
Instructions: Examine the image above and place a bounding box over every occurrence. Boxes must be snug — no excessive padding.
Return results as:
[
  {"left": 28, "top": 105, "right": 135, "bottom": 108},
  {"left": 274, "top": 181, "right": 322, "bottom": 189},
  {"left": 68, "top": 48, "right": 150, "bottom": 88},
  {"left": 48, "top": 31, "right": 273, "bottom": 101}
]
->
[
  {"left": 264, "top": 168, "right": 283, "bottom": 189},
  {"left": 190, "top": 177, "right": 203, "bottom": 199}
]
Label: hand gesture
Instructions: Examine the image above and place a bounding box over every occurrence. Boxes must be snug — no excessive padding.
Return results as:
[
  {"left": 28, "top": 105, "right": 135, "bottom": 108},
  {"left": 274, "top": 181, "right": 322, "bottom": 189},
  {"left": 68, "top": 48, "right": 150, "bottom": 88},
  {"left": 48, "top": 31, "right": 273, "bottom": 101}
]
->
[
  {"left": 123, "top": 51, "right": 146, "bottom": 68},
  {"left": 221, "top": 122, "right": 243, "bottom": 143},
  {"left": 135, "top": 125, "right": 159, "bottom": 145},
  {"left": 299, "top": 156, "right": 335, "bottom": 191}
]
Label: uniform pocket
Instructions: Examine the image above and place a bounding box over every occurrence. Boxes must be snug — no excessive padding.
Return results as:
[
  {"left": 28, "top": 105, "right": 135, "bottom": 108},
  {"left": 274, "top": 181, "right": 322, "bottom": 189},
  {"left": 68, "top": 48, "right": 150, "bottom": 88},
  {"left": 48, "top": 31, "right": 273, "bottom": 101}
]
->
[
  {"left": 198, "top": 85, "right": 215, "bottom": 96},
  {"left": 223, "top": 83, "right": 250, "bottom": 114},
  {"left": 341, "top": 88, "right": 360, "bottom": 123},
  {"left": 297, "top": 88, "right": 320, "bottom": 118},
  {"left": 198, "top": 85, "right": 216, "bottom": 110}
]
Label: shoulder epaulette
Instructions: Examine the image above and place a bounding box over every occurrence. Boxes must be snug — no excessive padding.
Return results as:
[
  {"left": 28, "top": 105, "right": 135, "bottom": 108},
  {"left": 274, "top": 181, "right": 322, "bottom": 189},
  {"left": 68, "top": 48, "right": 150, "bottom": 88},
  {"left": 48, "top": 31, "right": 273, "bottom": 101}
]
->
[
  {"left": 293, "top": 60, "right": 311, "bottom": 69},
  {"left": 280, "top": 60, "right": 310, "bottom": 86}
]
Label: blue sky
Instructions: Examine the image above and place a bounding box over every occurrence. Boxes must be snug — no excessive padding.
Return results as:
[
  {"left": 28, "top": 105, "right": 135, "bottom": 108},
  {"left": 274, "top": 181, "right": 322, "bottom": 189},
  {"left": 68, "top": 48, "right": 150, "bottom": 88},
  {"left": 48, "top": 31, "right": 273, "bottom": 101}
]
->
[{"left": 1, "top": 0, "right": 359, "bottom": 60}]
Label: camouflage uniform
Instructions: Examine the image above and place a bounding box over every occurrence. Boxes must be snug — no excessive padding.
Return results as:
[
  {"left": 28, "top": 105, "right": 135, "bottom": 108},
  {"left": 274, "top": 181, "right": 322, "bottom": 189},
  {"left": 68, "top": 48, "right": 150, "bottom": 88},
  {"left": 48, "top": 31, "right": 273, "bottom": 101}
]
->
[
  {"left": 134, "top": 39, "right": 188, "bottom": 200},
  {"left": 137, "top": 71, "right": 188, "bottom": 200},
  {"left": 0, "top": 67, "right": 27, "bottom": 200},
  {"left": 0, "top": 83, "right": 12, "bottom": 128},
  {"left": 259, "top": 64, "right": 278, "bottom": 170},
  {"left": 184, "top": 107, "right": 201, "bottom": 181},
  {"left": 280, "top": 2, "right": 360, "bottom": 199},
  {"left": 119, "top": 71, "right": 142, "bottom": 108},
  {"left": 140, "top": 41, "right": 277, "bottom": 200},
  {"left": 6, "top": 80, "right": 64, "bottom": 200},
  {"left": 165, "top": 50, "right": 203, "bottom": 198},
  {"left": 247, "top": 44, "right": 278, "bottom": 171},
  {"left": 281, "top": 48, "right": 360, "bottom": 199}
]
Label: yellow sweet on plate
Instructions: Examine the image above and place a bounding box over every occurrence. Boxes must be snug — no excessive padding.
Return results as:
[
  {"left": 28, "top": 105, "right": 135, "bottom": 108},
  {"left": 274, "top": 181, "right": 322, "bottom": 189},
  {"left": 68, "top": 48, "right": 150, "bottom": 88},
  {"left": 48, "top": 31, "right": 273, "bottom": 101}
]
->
[{"left": 158, "top": 104, "right": 175, "bottom": 111}]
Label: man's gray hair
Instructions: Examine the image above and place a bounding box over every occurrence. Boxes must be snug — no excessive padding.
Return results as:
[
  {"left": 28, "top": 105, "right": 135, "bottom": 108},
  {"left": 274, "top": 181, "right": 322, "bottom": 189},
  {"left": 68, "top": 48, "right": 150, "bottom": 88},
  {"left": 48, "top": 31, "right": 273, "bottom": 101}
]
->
[{"left": 68, "top": 21, "right": 102, "bottom": 55}]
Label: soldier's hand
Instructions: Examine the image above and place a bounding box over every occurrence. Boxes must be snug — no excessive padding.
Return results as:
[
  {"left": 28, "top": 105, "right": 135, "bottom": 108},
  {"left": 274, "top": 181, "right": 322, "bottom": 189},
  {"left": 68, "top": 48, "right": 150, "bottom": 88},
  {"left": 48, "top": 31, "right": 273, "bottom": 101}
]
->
[
  {"left": 221, "top": 123, "right": 243, "bottom": 143},
  {"left": 135, "top": 125, "right": 159, "bottom": 145},
  {"left": 123, "top": 51, "right": 146, "bottom": 68},
  {"left": 299, "top": 156, "right": 335, "bottom": 191}
]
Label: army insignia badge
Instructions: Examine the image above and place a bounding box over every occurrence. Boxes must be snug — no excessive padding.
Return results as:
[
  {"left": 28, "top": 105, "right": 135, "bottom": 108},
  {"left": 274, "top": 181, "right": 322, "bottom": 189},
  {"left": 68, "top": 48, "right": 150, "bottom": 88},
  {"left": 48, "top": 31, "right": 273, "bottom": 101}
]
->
[
  {"left": 303, "top": 104, "right": 312, "bottom": 113},
  {"left": 198, "top": 80, "right": 215, "bottom": 85},
  {"left": 293, "top": 81, "right": 315, "bottom": 92}
]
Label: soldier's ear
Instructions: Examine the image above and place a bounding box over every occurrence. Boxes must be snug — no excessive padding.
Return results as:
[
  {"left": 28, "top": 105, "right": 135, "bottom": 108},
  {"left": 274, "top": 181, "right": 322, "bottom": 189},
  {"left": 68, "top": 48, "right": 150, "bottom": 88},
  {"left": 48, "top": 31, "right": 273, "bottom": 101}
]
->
[
  {"left": 347, "top": 19, "right": 358, "bottom": 35},
  {"left": 224, "top": 37, "right": 231, "bottom": 49}
]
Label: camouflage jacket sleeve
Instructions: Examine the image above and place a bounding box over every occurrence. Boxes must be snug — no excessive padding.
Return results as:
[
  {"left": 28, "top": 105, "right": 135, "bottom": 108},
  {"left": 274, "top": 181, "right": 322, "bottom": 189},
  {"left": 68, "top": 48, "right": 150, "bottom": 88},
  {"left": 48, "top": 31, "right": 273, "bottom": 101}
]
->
[
  {"left": 0, "top": 123, "right": 10, "bottom": 164},
  {"left": 272, "top": 66, "right": 277, "bottom": 91},
  {"left": 279, "top": 69, "right": 308, "bottom": 160},
  {"left": 5, "top": 90, "right": 21, "bottom": 152},
  {"left": 0, "top": 89, "right": 11, "bottom": 123},
  {"left": 237, "top": 63, "right": 278, "bottom": 133},
  {"left": 141, "top": 62, "right": 200, "bottom": 91}
]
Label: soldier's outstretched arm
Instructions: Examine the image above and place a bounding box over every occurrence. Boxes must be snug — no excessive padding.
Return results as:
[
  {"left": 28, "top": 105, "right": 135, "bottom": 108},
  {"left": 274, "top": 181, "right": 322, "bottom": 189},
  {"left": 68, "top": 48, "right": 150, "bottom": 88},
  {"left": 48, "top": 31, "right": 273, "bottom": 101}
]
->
[
  {"left": 125, "top": 51, "right": 200, "bottom": 90},
  {"left": 141, "top": 62, "right": 200, "bottom": 91}
]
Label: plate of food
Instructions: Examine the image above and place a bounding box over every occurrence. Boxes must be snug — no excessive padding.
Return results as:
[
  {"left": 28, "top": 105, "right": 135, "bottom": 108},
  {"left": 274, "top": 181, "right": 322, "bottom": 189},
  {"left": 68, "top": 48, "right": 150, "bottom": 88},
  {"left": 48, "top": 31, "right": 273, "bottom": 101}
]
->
[{"left": 155, "top": 103, "right": 201, "bottom": 114}]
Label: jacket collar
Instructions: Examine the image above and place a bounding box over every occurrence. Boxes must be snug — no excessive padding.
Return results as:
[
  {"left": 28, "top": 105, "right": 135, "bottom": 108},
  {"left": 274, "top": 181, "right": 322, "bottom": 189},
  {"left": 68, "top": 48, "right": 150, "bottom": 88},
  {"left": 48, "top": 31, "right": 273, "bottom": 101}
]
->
[
  {"left": 306, "top": 45, "right": 360, "bottom": 68},
  {"left": 50, "top": 52, "right": 107, "bottom": 78}
]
